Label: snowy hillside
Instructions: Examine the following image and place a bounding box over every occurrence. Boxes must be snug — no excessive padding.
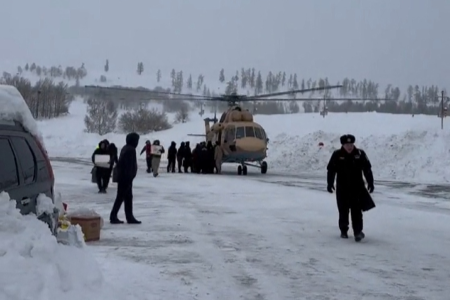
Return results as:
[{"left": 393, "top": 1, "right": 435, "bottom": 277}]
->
[
  {"left": 39, "top": 98, "right": 450, "bottom": 184},
  {"left": 1, "top": 61, "right": 251, "bottom": 96}
]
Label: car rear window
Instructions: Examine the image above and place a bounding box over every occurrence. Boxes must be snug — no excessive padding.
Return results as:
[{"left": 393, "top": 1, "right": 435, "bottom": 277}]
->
[
  {"left": 10, "top": 137, "right": 37, "bottom": 184},
  {"left": 0, "top": 138, "right": 19, "bottom": 190},
  {"left": 25, "top": 136, "right": 48, "bottom": 179}
]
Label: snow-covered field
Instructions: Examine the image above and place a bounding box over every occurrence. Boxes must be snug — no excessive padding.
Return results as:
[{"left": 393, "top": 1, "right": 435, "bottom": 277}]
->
[{"left": 2, "top": 92, "right": 450, "bottom": 299}]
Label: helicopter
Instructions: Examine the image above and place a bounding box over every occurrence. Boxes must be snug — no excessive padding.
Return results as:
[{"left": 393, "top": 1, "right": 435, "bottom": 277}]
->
[{"left": 84, "top": 84, "right": 389, "bottom": 175}]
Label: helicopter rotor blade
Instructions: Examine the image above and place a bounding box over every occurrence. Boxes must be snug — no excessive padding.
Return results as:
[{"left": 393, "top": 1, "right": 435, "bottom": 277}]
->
[
  {"left": 237, "top": 97, "right": 392, "bottom": 102},
  {"left": 245, "top": 85, "right": 343, "bottom": 100},
  {"left": 84, "top": 85, "right": 212, "bottom": 99}
]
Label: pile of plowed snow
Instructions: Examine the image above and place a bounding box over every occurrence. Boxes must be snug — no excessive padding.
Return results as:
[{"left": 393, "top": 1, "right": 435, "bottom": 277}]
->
[
  {"left": 268, "top": 128, "right": 450, "bottom": 184},
  {"left": 0, "top": 192, "right": 122, "bottom": 300}
]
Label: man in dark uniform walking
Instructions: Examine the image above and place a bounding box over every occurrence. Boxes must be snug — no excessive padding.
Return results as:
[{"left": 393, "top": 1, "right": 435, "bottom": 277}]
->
[
  {"left": 327, "top": 134, "right": 374, "bottom": 242},
  {"left": 110, "top": 132, "right": 141, "bottom": 224}
]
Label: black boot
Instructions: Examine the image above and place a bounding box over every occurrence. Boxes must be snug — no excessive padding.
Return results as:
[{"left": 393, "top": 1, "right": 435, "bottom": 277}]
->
[
  {"left": 127, "top": 218, "right": 141, "bottom": 224},
  {"left": 340, "top": 232, "right": 348, "bottom": 239},
  {"left": 354, "top": 232, "right": 365, "bottom": 242},
  {"left": 110, "top": 218, "right": 124, "bottom": 224}
]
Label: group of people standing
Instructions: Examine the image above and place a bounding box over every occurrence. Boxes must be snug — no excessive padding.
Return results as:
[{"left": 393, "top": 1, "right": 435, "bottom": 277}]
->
[{"left": 140, "top": 140, "right": 224, "bottom": 175}]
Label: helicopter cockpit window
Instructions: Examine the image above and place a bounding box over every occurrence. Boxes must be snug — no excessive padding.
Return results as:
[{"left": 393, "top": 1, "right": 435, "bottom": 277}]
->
[
  {"left": 235, "top": 127, "right": 245, "bottom": 139},
  {"left": 260, "top": 128, "right": 267, "bottom": 140},
  {"left": 245, "top": 126, "right": 255, "bottom": 137},
  {"left": 254, "top": 127, "right": 263, "bottom": 139}
]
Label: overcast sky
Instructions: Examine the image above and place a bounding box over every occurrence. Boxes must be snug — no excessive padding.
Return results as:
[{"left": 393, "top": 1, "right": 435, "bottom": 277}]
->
[{"left": 1, "top": 0, "right": 448, "bottom": 89}]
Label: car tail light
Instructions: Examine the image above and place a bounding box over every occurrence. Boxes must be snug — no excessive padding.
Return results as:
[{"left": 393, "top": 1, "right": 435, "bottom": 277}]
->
[{"left": 33, "top": 136, "right": 54, "bottom": 181}]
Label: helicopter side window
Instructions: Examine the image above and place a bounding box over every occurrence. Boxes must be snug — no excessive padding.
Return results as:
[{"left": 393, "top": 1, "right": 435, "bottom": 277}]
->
[
  {"left": 254, "top": 127, "right": 263, "bottom": 139},
  {"left": 225, "top": 127, "right": 235, "bottom": 143},
  {"left": 245, "top": 126, "right": 255, "bottom": 137},
  {"left": 235, "top": 127, "right": 245, "bottom": 139}
]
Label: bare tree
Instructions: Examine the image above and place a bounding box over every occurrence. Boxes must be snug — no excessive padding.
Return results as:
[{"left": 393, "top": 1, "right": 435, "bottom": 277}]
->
[
  {"left": 84, "top": 97, "right": 118, "bottom": 135},
  {"left": 175, "top": 102, "right": 190, "bottom": 123},
  {"left": 118, "top": 107, "right": 171, "bottom": 134},
  {"left": 0, "top": 75, "right": 73, "bottom": 119}
]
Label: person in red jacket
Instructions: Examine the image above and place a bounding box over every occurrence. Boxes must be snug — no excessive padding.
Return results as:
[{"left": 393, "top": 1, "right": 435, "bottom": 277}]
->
[{"left": 140, "top": 140, "right": 152, "bottom": 173}]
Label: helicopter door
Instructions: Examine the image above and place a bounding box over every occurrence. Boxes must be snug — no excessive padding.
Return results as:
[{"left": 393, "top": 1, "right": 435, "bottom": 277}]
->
[{"left": 223, "top": 126, "right": 236, "bottom": 153}]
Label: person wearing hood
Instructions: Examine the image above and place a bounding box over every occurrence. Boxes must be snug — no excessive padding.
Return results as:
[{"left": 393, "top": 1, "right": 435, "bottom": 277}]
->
[
  {"left": 109, "top": 132, "right": 141, "bottom": 224},
  {"left": 183, "top": 141, "right": 192, "bottom": 172},
  {"left": 192, "top": 143, "right": 201, "bottom": 173},
  {"left": 177, "top": 142, "right": 185, "bottom": 173},
  {"left": 199, "top": 142, "right": 209, "bottom": 174},
  {"left": 140, "top": 140, "right": 152, "bottom": 173},
  {"left": 91, "top": 140, "right": 110, "bottom": 193},
  {"left": 167, "top": 141, "right": 177, "bottom": 173},
  {"left": 151, "top": 140, "right": 165, "bottom": 177},
  {"left": 206, "top": 141, "right": 215, "bottom": 173},
  {"left": 326, "top": 134, "right": 374, "bottom": 242}
]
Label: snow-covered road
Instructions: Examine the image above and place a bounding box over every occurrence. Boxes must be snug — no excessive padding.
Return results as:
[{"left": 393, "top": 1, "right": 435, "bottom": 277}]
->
[{"left": 53, "top": 160, "right": 450, "bottom": 300}]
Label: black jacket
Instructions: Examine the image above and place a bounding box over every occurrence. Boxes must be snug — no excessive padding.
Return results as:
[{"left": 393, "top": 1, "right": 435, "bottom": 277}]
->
[
  {"left": 168, "top": 142, "right": 177, "bottom": 159},
  {"left": 177, "top": 143, "right": 185, "bottom": 159},
  {"left": 327, "top": 147, "right": 374, "bottom": 190},
  {"left": 117, "top": 133, "right": 140, "bottom": 184},
  {"left": 107, "top": 143, "right": 119, "bottom": 170},
  {"left": 92, "top": 141, "right": 109, "bottom": 164},
  {"left": 183, "top": 142, "right": 192, "bottom": 162}
]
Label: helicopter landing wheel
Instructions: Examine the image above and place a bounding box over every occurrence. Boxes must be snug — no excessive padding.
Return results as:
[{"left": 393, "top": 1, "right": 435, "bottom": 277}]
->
[
  {"left": 238, "top": 165, "right": 242, "bottom": 175},
  {"left": 242, "top": 165, "right": 247, "bottom": 175},
  {"left": 261, "top": 161, "right": 268, "bottom": 174}
]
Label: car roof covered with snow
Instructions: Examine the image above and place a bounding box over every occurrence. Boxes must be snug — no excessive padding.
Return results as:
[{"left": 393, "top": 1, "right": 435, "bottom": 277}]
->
[{"left": 0, "top": 84, "right": 43, "bottom": 142}]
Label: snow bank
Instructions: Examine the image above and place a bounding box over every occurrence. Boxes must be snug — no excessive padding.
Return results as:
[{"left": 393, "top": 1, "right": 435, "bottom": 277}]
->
[
  {"left": 268, "top": 128, "right": 450, "bottom": 184},
  {"left": 0, "top": 192, "right": 122, "bottom": 300},
  {"left": 0, "top": 84, "right": 44, "bottom": 144}
]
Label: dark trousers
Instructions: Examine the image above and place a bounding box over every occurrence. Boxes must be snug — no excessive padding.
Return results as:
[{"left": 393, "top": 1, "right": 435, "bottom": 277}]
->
[
  {"left": 336, "top": 191, "right": 363, "bottom": 234},
  {"left": 96, "top": 167, "right": 110, "bottom": 190},
  {"left": 110, "top": 182, "right": 134, "bottom": 221},
  {"left": 177, "top": 157, "right": 183, "bottom": 172},
  {"left": 146, "top": 156, "right": 152, "bottom": 173},
  {"left": 167, "top": 158, "right": 176, "bottom": 172},
  {"left": 183, "top": 160, "right": 191, "bottom": 172}
]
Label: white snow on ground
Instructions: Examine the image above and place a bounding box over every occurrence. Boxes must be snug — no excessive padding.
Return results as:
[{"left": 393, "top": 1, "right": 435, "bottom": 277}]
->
[
  {"left": 0, "top": 192, "right": 132, "bottom": 300},
  {"left": 40, "top": 98, "right": 450, "bottom": 184},
  {"left": 51, "top": 160, "right": 450, "bottom": 299}
]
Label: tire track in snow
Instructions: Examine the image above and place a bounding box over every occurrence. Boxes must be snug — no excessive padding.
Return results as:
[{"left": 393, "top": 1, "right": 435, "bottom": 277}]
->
[{"left": 164, "top": 191, "right": 275, "bottom": 300}]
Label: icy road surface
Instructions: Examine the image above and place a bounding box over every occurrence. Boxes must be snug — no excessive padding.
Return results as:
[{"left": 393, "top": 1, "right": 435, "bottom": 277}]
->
[{"left": 53, "top": 160, "right": 450, "bottom": 300}]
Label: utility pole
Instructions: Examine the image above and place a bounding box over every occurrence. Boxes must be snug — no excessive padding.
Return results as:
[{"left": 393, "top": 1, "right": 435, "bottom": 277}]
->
[{"left": 199, "top": 102, "right": 204, "bottom": 117}]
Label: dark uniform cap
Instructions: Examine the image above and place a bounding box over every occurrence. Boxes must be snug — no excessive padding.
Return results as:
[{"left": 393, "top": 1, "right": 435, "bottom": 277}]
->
[{"left": 340, "top": 134, "right": 355, "bottom": 145}]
